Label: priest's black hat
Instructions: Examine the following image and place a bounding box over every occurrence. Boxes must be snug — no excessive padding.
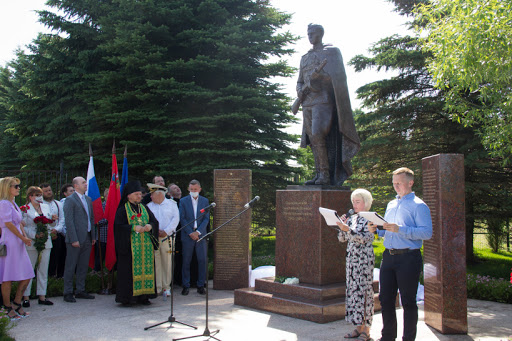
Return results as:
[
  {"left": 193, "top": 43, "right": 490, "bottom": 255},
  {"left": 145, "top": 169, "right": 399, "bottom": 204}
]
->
[
  {"left": 123, "top": 180, "right": 142, "bottom": 195},
  {"left": 118, "top": 180, "right": 143, "bottom": 209}
]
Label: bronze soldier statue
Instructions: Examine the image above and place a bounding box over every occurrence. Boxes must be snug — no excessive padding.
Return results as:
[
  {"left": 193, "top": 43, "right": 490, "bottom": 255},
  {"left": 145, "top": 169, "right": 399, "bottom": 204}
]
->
[{"left": 294, "top": 24, "right": 360, "bottom": 186}]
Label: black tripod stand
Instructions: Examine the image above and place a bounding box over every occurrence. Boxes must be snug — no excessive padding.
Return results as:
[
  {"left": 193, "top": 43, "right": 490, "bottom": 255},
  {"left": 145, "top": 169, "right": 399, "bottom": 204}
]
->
[
  {"left": 144, "top": 207, "right": 214, "bottom": 332},
  {"left": 174, "top": 197, "right": 258, "bottom": 341},
  {"left": 144, "top": 231, "right": 197, "bottom": 331},
  {"left": 172, "top": 233, "right": 219, "bottom": 341}
]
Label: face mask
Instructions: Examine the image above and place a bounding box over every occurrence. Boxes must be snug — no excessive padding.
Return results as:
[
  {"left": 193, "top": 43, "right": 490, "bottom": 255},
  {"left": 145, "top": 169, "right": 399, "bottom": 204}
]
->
[
  {"left": 190, "top": 191, "right": 199, "bottom": 199},
  {"left": 35, "top": 195, "right": 44, "bottom": 203}
]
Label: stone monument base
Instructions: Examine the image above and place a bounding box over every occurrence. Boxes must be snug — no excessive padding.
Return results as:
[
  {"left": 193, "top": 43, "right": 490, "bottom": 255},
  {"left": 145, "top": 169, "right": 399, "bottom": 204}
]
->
[{"left": 234, "top": 277, "right": 382, "bottom": 324}]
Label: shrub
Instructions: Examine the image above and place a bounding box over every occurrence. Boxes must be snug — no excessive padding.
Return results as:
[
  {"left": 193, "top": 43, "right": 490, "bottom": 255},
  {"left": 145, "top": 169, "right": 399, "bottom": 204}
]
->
[
  {"left": 15, "top": 270, "right": 115, "bottom": 299},
  {"left": 0, "top": 307, "right": 14, "bottom": 341},
  {"left": 252, "top": 255, "right": 275, "bottom": 268},
  {"left": 466, "top": 273, "right": 512, "bottom": 303},
  {"left": 486, "top": 218, "right": 507, "bottom": 253}
]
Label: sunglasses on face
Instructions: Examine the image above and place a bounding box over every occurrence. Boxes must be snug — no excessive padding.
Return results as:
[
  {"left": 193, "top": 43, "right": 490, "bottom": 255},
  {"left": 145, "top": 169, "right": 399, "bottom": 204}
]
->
[{"left": 11, "top": 184, "right": 21, "bottom": 189}]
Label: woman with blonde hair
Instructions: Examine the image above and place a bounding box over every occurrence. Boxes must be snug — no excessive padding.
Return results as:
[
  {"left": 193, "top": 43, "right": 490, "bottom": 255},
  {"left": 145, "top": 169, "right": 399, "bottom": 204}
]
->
[
  {"left": 336, "top": 188, "right": 375, "bottom": 341},
  {"left": 21, "top": 186, "right": 54, "bottom": 307},
  {"left": 0, "top": 177, "right": 34, "bottom": 320}
]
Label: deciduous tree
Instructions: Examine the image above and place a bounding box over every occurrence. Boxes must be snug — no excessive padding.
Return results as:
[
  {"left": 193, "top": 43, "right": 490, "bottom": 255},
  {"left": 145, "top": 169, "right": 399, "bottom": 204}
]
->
[{"left": 417, "top": 0, "right": 512, "bottom": 162}]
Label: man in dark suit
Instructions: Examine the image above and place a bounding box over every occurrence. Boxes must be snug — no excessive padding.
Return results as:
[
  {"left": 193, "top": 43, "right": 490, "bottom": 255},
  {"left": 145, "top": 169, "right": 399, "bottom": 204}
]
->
[
  {"left": 63, "top": 176, "right": 97, "bottom": 302},
  {"left": 179, "top": 179, "right": 209, "bottom": 295}
]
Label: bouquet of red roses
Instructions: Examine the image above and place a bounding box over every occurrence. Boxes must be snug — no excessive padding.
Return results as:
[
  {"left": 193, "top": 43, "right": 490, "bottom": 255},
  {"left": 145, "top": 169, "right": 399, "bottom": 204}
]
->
[{"left": 33, "top": 215, "right": 53, "bottom": 269}]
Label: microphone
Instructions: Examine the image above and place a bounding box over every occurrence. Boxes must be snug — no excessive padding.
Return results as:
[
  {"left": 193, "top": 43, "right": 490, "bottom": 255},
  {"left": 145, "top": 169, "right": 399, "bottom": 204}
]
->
[
  {"left": 200, "top": 202, "right": 216, "bottom": 213},
  {"left": 336, "top": 209, "right": 354, "bottom": 224},
  {"left": 244, "top": 196, "right": 260, "bottom": 209}
]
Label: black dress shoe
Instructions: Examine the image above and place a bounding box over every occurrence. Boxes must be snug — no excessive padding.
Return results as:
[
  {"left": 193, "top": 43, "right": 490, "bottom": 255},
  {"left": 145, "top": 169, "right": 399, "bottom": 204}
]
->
[
  {"left": 197, "top": 286, "right": 206, "bottom": 295},
  {"left": 181, "top": 287, "right": 189, "bottom": 296},
  {"left": 75, "top": 292, "right": 95, "bottom": 299},
  {"left": 22, "top": 300, "right": 30, "bottom": 308},
  {"left": 64, "top": 294, "right": 76, "bottom": 303},
  {"left": 38, "top": 299, "right": 54, "bottom": 305}
]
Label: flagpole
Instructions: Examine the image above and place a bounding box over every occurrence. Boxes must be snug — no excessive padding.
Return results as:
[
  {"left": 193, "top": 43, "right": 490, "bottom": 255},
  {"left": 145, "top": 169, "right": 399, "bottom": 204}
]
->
[
  {"left": 104, "top": 139, "right": 121, "bottom": 292},
  {"left": 108, "top": 140, "right": 117, "bottom": 294},
  {"left": 91, "top": 144, "right": 107, "bottom": 293}
]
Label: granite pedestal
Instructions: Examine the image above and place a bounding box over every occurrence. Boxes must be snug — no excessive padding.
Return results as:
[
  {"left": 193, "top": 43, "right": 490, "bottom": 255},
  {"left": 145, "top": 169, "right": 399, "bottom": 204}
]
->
[{"left": 235, "top": 186, "right": 382, "bottom": 323}]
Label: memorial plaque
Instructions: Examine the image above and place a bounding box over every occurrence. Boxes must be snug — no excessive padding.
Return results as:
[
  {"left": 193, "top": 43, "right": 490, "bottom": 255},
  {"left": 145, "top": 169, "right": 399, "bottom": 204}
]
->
[
  {"left": 422, "top": 154, "right": 468, "bottom": 334},
  {"left": 213, "top": 169, "right": 251, "bottom": 290},
  {"left": 276, "top": 187, "right": 351, "bottom": 285}
]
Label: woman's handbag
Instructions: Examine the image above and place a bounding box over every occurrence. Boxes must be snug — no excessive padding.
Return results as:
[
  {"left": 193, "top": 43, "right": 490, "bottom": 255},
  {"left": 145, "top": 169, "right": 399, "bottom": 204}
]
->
[{"left": 0, "top": 243, "right": 6, "bottom": 256}]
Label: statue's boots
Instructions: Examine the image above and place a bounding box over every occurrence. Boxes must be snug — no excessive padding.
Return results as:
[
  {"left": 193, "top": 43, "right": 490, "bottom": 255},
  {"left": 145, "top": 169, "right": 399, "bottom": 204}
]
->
[
  {"left": 305, "top": 173, "right": 319, "bottom": 185},
  {"left": 312, "top": 143, "right": 330, "bottom": 185},
  {"left": 315, "top": 172, "right": 329, "bottom": 185}
]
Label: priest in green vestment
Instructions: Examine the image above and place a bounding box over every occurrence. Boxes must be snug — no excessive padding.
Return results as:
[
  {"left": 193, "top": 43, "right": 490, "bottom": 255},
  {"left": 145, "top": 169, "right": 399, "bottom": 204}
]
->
[{"left": 114, "top": 180, "right": 159, "bottom": 306}]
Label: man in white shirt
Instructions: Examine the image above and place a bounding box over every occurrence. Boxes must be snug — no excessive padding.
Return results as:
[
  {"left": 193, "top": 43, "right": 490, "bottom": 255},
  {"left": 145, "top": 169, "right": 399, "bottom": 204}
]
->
[
  {"left": 40, "top": 183, "right": 66, "bottom": 235},
  {"left": 42, "top": 183, "right": 67, "bottom": 278},
  {"left": 147, "top": 183, "right": 179, "bottom": 297}
]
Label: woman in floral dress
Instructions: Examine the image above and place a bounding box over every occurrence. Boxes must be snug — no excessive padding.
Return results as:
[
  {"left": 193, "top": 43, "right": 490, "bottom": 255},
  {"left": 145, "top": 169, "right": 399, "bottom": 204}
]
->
[{"left": 337, "top": 188, "right": 375, "bottom": 341}]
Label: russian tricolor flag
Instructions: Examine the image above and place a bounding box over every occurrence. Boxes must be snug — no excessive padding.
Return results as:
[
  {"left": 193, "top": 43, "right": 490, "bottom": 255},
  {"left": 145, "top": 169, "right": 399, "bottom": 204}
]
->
[
  {"left": 86, "top": 154, "right": 104, "bottom": 268},
  {"left": 86, "top": 156, "right": 104, "bottom": 223}
]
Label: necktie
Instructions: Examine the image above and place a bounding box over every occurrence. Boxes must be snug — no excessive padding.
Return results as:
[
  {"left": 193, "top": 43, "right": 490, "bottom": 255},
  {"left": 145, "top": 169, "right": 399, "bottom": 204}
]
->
[{"left": 81, "top": 195, "right": 91, "bottom": 232}]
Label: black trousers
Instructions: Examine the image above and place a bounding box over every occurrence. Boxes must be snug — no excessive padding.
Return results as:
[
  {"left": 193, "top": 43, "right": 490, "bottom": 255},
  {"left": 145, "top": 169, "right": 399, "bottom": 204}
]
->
[
  {"left": 379, "top": 249, "right": 422, "bottom": 341},
  {"left": 48, "top": 233, "right": 66, "bottom": 278},
  {"left": 94, "top": 241, "right": 107, "bottom": 271}
]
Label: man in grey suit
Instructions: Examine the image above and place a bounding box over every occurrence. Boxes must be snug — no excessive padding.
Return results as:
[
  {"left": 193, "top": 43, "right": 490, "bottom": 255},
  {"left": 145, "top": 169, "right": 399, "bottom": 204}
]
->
[{"left": 63, "top": 176, "right": 97, "bottom": 302}]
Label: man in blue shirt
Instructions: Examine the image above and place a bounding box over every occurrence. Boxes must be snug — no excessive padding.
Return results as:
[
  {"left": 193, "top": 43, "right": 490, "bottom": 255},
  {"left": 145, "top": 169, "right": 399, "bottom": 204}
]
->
[{"left": 369, "top": 167, "right": 432, "bottom": 341}]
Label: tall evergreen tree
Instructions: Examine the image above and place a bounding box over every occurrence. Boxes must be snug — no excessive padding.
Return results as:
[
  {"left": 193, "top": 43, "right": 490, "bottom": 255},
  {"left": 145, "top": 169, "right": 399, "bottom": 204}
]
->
[
  {"left": 1, "top": 0, "right": 299, "bottom": 227},
  {"left": 347, "top": 0, "right": 512, "bottom": 260},
  {"left": 0, "top": 68, "right": 23, "bottom": 170}
]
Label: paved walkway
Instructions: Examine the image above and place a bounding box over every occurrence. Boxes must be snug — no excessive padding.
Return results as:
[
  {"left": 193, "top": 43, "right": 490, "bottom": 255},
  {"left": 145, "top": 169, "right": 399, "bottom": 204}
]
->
[{"left": 9, "top": 285, "right": 512, "bottom": 341}]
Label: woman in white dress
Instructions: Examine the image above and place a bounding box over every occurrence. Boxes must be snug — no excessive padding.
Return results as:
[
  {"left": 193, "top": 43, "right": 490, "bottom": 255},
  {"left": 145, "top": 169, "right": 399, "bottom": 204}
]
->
[{"left": 21, "top": 186, "right": 55, "bottom": 307}]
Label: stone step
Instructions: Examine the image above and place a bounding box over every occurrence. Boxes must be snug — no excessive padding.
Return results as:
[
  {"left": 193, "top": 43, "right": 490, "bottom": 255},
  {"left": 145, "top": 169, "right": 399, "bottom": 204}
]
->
[
  {"left": 234, "top": 285, "right": 382, "bottom": 324},
  {"left": 254, "top": 277, "right": 346, "bottom": 301},
  {"left": 234, "top": 287, "right": 346, "bottom": 323}
]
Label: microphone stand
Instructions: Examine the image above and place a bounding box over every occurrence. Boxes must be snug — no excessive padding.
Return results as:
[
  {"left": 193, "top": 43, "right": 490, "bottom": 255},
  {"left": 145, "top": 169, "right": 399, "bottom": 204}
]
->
[
  {"left": 197, "top": 205, "right": 251, "bottom": 243},
  {"left": 144, "top": 210, "right": 211, "bottom": 332},
  {"left": 176, "top": 204, "right": 255, "bottom": 341}
]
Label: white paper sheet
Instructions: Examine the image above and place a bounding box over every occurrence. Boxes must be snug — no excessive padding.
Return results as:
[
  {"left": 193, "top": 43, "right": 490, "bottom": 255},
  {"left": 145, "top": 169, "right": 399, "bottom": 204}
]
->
[
  {"left": 358, "top": 211, "right": 388, "bottom": 225},
  {"left": 319, "top": 207, "right": 342, "bottom": 226}
]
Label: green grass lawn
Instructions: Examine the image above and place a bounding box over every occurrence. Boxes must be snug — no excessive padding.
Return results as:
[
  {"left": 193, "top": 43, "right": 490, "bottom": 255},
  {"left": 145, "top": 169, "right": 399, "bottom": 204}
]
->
[{"left": 468, "top": 248, "right": 512, "bottom": 279}]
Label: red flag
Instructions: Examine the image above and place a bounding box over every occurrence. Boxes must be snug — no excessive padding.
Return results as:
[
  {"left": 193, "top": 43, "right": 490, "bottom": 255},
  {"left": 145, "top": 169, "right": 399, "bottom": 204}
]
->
[{"left": 104, "top": 148, "right": 121, "bottom": 271}]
